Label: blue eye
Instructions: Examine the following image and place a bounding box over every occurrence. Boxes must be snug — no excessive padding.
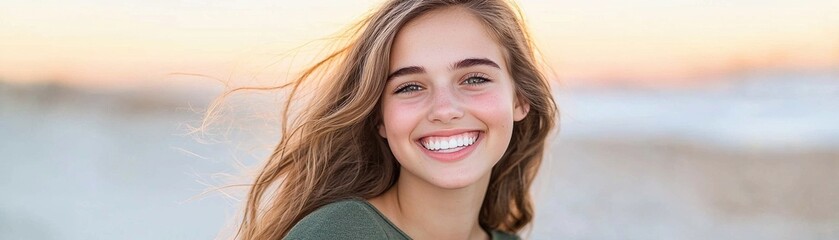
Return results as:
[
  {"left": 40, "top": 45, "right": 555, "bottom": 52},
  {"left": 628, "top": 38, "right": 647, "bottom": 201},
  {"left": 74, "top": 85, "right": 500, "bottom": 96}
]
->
[
  {"left": 464, "top": 77, "right": 488, "bottom": 85},
  {"left": 395, "top": 83, "right": 423, "bottom": 94},
  {"left": 463, "top": 73, "right": 491, "bottom": 85}
]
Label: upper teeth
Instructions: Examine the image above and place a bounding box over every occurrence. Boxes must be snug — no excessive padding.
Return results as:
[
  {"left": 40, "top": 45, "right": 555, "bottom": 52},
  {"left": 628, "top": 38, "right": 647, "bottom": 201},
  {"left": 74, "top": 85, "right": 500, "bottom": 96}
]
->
[{"left": 420, "top": 132, "right": 479, "bottom": 151}]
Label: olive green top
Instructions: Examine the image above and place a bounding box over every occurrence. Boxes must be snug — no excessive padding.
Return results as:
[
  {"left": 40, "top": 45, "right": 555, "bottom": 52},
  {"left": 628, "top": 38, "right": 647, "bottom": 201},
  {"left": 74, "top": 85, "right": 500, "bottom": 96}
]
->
[{"left": 286, "top": 198, "right": 520, "bottom": 240}]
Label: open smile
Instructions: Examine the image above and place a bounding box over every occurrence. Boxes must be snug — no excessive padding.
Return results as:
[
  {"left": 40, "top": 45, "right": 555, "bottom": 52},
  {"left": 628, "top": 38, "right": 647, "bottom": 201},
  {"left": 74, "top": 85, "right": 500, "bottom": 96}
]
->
[{"left": 415, "top": 130, "right": 483, "bottom": 162}]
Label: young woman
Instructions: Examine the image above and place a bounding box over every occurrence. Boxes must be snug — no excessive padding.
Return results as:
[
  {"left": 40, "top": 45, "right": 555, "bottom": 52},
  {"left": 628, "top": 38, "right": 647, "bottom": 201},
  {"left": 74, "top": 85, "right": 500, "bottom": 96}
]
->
[{"left": 235, "top": 0, "right": 557, "bottom": 239}]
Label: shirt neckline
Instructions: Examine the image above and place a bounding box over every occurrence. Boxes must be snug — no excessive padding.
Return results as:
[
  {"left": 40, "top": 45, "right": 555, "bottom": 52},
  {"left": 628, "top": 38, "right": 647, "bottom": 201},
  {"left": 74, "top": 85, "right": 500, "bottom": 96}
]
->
[
  {"left": 350, "top": 197, "right": 500, "bottom": 240},
  {"left": 351, "top": 198, "right": 414, "bottom": 239}
]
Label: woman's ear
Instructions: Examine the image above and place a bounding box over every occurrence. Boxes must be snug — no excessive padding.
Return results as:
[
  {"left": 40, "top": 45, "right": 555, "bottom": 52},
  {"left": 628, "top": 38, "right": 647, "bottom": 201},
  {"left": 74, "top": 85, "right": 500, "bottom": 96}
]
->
[
  {"left": 513, "top": 97, "right": 530, "bottom": 122},
  {"left": 378, "top": 123, "right": 387, "bottom": 138}
]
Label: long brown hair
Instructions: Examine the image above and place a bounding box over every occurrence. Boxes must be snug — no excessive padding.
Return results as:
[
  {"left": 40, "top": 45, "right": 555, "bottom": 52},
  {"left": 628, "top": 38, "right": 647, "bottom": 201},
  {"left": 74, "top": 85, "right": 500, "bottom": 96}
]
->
[{"left": 233, "top": 0, "right": 558, "bottom": 239}]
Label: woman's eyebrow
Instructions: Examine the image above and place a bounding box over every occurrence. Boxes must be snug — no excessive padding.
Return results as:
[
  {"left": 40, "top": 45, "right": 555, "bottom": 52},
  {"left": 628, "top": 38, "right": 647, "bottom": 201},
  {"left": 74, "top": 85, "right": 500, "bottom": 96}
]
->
[
  {"left": 387, "top": 58, "right": 500, "bottom": 81},
  {"left": 387, "top": 66, "right": 425, "bottom": 81},
  {"left": 450, "top": 58, "right": 500, "bottom": 70}
]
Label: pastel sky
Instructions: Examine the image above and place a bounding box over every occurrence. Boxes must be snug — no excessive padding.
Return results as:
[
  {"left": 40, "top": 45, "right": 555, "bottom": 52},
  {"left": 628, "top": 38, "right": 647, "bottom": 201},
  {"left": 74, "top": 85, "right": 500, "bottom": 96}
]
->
[{"left": 1, "top": 0, "right": 837, "bottom": 89}]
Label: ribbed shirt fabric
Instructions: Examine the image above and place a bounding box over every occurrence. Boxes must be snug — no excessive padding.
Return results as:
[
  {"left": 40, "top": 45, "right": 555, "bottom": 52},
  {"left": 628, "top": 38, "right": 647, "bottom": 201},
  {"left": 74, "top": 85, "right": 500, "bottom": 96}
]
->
[{"left": 286, "top": 198, "right": 520, "bottom": 240}]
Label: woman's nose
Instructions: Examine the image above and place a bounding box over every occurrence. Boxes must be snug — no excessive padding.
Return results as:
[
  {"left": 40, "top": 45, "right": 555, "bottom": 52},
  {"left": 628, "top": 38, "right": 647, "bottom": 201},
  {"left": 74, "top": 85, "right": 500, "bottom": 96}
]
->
[{"left": 427, "top": 87, "right": 464, "bottom": 123}]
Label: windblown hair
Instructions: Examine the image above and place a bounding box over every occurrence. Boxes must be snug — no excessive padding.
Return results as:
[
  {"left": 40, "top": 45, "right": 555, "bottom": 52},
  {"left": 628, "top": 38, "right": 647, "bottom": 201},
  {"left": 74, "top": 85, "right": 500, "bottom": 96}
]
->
[{"left": 235, "top": 0, "right": 558, "bottom": 239}]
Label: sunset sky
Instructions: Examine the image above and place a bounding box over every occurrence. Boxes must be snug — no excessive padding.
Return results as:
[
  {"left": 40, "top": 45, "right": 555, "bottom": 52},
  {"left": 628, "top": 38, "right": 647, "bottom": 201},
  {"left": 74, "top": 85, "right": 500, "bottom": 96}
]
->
[{"left": 1, "top": 0, "right": 837, "bottom": 89}]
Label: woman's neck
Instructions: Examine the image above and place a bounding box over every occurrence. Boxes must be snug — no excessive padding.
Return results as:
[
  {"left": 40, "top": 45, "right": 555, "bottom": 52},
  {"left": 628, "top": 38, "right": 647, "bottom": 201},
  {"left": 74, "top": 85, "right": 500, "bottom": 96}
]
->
[{"left": 369, "top": 170, "right": 492, "bottom": 240}]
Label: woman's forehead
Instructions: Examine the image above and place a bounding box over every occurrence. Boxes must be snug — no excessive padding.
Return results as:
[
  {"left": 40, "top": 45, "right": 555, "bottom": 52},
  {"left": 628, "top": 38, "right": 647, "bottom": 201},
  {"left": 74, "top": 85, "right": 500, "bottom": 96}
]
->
[{"left": 389, "top": 7, "right": 506, "bottom": 72}]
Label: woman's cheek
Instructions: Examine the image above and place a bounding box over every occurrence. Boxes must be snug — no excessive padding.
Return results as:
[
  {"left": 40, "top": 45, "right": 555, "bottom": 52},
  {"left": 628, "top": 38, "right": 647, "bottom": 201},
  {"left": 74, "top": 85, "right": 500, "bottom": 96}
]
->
[
  {"left": 467, "top": 91, "right": 515, "bottom": 127},
  {"left": 383, "top": 98, "right": 425, "bottom": 134}
]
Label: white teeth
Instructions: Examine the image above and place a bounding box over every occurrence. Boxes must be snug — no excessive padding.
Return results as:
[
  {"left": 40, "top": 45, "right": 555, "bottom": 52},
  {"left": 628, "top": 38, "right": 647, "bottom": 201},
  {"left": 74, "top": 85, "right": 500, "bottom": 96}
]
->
[{"left": 420, "top": 132, "right": 479, "bottom": 151}]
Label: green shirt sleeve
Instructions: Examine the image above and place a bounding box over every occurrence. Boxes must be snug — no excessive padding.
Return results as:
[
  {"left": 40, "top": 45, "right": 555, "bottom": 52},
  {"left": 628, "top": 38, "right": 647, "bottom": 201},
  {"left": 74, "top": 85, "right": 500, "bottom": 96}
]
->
[
  {"left": 285, "top": 199, "right": 405, "bottom": 240},
  {"left": 491, "top": 230, "right": 521, "bottom": 240}
]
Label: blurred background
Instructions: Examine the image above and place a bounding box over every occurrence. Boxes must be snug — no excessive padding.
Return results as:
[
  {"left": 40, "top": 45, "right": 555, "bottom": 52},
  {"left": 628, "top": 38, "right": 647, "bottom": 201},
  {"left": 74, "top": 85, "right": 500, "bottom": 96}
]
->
[{"left": 1, "top": 0, "right": 837, "bottom": 239}]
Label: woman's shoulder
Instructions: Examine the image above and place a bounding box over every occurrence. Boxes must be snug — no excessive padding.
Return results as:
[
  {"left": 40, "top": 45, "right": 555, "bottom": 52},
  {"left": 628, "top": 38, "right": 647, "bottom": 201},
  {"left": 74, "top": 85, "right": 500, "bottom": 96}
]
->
[
  {"left": 286, "top": 198, "right": 408, "bottom": 240},
  {"left": 490, "top": 230, "right": 521, "bottom": 240}
]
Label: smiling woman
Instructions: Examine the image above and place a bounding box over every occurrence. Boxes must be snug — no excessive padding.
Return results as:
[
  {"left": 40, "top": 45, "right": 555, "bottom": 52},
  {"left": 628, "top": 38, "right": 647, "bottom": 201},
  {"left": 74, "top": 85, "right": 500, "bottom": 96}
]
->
[
  {"left": 377, "top": 5, "right": 528, "bottom": 196},
  {"left": 231, "top": 1, "right": 557, "bottom": 239}
]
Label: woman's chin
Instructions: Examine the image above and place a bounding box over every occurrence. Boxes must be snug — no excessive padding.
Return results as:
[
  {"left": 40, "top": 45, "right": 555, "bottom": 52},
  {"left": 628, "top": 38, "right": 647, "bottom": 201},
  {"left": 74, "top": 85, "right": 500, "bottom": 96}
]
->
[
  {"left": 425, "top": 171, "right": 490, "bottom": 190},
  {"left": 396, "top": 151, "right": 496, "bottom": 190}
]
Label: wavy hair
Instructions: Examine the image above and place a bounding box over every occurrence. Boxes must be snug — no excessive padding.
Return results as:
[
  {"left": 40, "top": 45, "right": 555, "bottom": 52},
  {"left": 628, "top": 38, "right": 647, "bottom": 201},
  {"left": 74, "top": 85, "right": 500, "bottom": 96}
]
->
[{"left": 233, "top": 0, "right": 558, "bottom": 239}]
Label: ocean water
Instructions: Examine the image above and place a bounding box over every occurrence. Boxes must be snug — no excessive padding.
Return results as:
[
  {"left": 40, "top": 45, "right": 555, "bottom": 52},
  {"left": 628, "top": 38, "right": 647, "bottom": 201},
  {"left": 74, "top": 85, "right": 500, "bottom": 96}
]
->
[
  {"left": 0, "top": 85, "right": 241, "bottom": 239},
  {"left": 0, "top": 70, "right": 836, "bottom": 239},
  {"left": 558, "top": 70, "right": 839, "bottom": 150}
]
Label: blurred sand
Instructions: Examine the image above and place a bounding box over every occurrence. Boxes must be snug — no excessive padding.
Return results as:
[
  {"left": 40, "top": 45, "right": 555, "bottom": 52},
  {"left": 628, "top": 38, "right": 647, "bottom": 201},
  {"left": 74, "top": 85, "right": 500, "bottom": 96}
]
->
[{"left": 532, "top": 136, "right": 839, "bottom": 239}]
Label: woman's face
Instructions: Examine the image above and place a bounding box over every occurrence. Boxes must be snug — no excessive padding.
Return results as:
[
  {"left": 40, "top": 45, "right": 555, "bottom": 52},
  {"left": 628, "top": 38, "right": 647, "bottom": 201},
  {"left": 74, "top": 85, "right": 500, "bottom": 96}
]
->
[{"left": 379, "top": 7, "right": 528, "bottom": 189}]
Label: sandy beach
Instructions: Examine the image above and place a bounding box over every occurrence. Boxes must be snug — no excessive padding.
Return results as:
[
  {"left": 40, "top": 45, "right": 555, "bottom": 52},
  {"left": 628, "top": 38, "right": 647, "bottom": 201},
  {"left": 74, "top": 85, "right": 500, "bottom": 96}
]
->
[{"left": 534, "top": 136, "right": 839, "bottom": 239}]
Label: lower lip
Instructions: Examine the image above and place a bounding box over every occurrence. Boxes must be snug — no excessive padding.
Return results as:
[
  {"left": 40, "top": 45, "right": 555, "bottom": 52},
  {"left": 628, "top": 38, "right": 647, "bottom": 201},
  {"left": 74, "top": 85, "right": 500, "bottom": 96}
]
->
[{"left": 416, "top": 132, "right": 482, "bottom": 162}]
